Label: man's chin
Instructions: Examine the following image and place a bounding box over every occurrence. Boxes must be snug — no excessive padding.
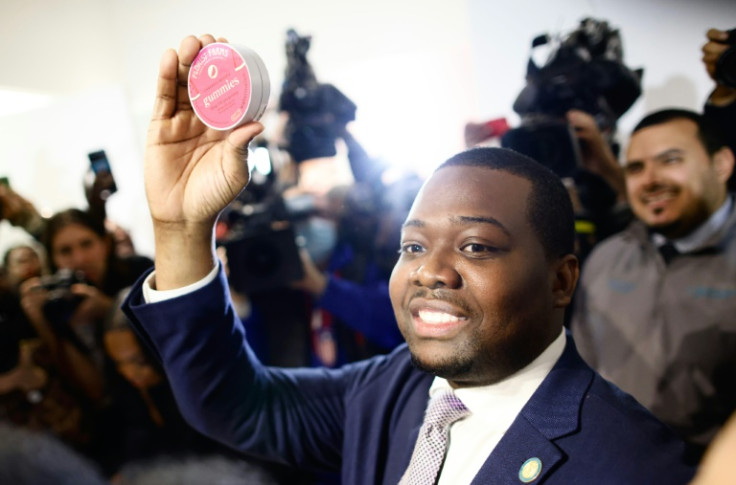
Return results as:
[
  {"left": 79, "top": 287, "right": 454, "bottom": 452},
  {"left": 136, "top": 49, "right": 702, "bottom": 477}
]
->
[{"left": 409, "top": 351, "right": 473, "bottom": 380}]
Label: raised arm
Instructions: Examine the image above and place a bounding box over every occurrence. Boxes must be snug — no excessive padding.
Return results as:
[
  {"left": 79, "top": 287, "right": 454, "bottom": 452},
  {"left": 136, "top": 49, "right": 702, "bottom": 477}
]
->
[{"left": 144, "top": 34, "right": 263, "bottom": 290}]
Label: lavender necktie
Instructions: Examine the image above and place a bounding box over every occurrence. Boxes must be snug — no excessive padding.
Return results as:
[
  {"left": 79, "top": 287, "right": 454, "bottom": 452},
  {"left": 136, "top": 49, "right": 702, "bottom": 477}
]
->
[{"left": 399, "top": 389, "right": 471, "bottom": 485}]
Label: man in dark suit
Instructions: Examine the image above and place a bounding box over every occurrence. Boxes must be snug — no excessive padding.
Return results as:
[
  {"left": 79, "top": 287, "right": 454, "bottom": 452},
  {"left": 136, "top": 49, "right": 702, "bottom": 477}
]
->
[{"left": 123, "top": 34, "right": 695, "bottom": 484}]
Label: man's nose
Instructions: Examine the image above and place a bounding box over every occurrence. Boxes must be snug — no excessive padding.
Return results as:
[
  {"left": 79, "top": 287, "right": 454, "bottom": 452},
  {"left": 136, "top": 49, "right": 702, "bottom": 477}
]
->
[
  {"left": 640, "top": 163, "right": 664, "bottom": 188},
  {"left": 410, "top": 250, "right": 461, "bottom": 289}
]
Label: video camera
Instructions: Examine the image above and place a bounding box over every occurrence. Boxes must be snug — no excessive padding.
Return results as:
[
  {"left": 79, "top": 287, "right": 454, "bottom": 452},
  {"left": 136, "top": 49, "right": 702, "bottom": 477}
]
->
[
  {"left": 219, "top": 190, "right": 307, "bottom": 295},
  {"left": 502, "top": 17, "right": 643, "bottom": 178},
  {"left": 216, "top": 140, "right": 311, "bottom": 294},
  {"left": 279, "top": 28, "right": 357, "bottom": 163}
]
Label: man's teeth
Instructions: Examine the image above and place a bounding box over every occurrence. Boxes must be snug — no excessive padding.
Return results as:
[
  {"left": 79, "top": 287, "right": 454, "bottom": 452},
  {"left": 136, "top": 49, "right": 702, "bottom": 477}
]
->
[
  {"left": 645, "top": 192, "right": 674, "bottom": 203},
  {"left": 418, "top": 310, "right": 461, "bottom": 324}
]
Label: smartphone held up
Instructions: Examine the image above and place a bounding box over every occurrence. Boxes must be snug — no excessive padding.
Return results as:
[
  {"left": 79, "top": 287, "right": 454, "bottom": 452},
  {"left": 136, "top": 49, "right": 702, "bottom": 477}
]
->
[{"left": 86, "top": 150, "right": 118, "bottom": 201}]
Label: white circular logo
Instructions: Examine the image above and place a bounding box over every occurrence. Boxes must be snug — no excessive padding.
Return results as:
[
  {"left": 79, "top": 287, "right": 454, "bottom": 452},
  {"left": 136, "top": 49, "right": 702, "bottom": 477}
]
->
[{"left": 208, "top": 65, "right": 218, "bottom": 79}]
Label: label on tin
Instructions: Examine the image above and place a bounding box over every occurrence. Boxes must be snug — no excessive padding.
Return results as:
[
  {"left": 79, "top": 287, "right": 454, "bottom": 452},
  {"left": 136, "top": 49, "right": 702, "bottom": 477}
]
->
[{"left": 189, "top": 43, "right": 252, "bottom": 129}]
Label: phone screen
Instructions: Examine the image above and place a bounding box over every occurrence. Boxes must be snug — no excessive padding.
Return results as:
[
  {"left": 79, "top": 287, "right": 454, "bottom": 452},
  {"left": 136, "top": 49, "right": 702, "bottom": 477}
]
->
[
  {"left": 88, "top": 150, "right": 112, "bottom": 174},
  {"left": 87, "top": 150, "right": 118, "bottom": 198}
]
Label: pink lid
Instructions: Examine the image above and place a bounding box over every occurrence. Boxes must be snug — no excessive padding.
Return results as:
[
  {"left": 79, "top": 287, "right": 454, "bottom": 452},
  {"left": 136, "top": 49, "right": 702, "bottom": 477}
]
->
[{"left": 188, "top": 43, "right": 269, "bottom": 130}]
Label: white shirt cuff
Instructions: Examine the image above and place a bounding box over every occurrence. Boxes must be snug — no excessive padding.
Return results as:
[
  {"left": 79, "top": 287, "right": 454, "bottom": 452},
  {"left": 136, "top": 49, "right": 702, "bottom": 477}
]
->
[{"left": 142, "top": 264, "right": 220, "bottom": 303}]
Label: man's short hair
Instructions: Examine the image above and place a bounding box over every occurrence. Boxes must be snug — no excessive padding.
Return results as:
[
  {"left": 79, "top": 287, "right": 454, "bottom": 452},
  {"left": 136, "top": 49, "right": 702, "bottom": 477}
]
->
[
  {"left": 437, "top": 147, "right": 575, "bottom": 259},
  {"left": 632, "top": 108, "right": 728, "bottom": 156}
]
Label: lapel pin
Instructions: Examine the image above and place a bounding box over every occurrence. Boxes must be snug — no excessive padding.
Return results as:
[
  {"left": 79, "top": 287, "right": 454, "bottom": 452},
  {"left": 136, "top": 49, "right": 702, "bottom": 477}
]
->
[{"left": 518, "top": 457, "right": 542, "bottom": 483}]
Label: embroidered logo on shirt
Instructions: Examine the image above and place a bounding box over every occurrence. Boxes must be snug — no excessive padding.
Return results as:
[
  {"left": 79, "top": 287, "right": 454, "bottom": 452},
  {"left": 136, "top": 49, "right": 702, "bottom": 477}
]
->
[
  {"left": 688, "top": 286, "right": 736, "bottom": 300},
  {"left": 607, "top": 279, "right": 637, "bottom": 294}
]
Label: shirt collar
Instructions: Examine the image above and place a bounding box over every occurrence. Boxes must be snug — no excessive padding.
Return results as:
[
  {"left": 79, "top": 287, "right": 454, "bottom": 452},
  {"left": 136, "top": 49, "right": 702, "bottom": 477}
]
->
[{"left": 428, "top": 328, "right": 566, "bottom": 424}]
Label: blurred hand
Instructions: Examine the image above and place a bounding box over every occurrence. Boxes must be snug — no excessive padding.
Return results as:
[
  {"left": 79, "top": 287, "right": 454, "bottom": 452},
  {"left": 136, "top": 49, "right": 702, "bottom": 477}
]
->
[
  {"left": 0, "top": 184, "right": 43, "bottom": 230},
  {"left": 702, "top": 28, "right": 731, "bottom": 80},
  {"left": 290, "top": 248, "right": 328, "bottom": 297},
  {"left": 702, "top": 28, "right": 736, "bottom": 106},
  {"left": 0, "top": 339, "right": 47, "bottom": 395},
  {"left": 70, "top": 283, "right": 113, "bottom": 323},
  {"left": 18, "top": 277, "right": 49, "bottom": 326},
  {"left": 14, "top": 339, "right": 47, "bottom": 393},
  {"left": 567, "top": 110, "right": 626, "bottom": 201}
]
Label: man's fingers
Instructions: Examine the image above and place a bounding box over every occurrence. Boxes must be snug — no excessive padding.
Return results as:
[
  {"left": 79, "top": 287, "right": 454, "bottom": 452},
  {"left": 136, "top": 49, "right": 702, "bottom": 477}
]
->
[
  {"left": 706, "top": 28, "right": 729, "bottom": 42},
  {"left": 153, "top": 34, "right": 231, "bottom": 122},
  {"left": 703, "top": 41, "right": 729, "bottom": 57},
  {"left": 151, "top": 48, "right": 179, "bottom": 121},
  {"left": 223, "top": 122, "right": 265, "bottom": 183},
  {"left": 173, "top": 36, "right": 203, "bottom": 114},
  {"left": 198, "top": 34, "right": 217, "bottom": 46},
  {"left": 227, "top": 122, "right": 265, "bottom": 154}
]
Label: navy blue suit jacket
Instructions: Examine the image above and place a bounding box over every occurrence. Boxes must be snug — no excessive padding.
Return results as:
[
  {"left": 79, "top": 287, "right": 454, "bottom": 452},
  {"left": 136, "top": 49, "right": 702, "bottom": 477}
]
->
[{"left": 123, "top": 266, "right": 694, "bottom": 484}]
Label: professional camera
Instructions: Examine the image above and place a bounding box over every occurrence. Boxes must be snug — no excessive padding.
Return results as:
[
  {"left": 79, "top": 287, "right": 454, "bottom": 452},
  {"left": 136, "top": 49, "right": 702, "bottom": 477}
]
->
[
  {"left": 217, "top": 144, "right": 309, "bottom": 295},
  {"left": 502, "top": 17, "right": 643, "bottom": 177},
  {"left": 714, "top": 28, "right": 736, "bottom": 89},
  {"left": 41, "top": 269, "right": 88, "bottom": 329},
  {"left": 279, "top": 28, "right": 357, "bottom": 163},
  {"left": 220, "top": 194, "right": 306, "bottom": 294}
]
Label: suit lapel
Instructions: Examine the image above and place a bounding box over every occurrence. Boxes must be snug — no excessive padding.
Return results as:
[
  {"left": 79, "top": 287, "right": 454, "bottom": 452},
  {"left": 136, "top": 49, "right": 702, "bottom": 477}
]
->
[
  {"left": 471, "top": 416, "right": 563, "bottom": 484},
  {"left": 471, "top": 333, "right": 595, "bottom": 484}
]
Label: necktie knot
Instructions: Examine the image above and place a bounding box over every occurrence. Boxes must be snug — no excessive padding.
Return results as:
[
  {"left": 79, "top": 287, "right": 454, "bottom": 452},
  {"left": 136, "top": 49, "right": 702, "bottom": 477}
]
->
[{"left": 424, "top": 389, "right": 470, "bottom": 429}]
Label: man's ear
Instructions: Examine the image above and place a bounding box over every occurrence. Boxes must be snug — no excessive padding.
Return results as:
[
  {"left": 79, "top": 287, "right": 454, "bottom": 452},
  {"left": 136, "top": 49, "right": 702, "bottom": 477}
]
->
[
  {"left": 551, "top": 254, "right": 579, "bottom": 308},
  {"left": 713, "top": 147, "right": 735, "bottom": 183}
]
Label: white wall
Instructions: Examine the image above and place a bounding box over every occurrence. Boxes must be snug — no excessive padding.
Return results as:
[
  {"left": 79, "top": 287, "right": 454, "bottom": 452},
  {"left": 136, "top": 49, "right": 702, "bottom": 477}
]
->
[
  {"left": 1, "top": 0, "right": 735, "bottom": 258},
  {"left": 0, "top": 0, "right": 475, "bottom": 257}
]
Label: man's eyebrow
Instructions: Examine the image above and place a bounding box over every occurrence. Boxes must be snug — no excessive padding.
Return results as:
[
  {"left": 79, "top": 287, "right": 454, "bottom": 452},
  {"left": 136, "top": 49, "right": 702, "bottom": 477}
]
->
[
  {"left": 454, "top": 215, "right": 510, "bottom": 236},
  {"left": 402, "top": 219, "right": 425, "bottom": 229},
  {"left": 626, "top": 148, "right": 685, "bottom": 165},
  {"left": 402, "top": 215, "right": 510, "bottom": 236},
  {"left": 653, "top": 148, "right": 685, "bottom": 160}
]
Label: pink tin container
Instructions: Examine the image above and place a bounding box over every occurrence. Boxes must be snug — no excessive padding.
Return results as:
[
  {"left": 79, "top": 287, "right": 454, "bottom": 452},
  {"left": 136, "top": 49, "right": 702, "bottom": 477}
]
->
[{"left": 188, "top": 42, "right": 270, "bottom": 130}]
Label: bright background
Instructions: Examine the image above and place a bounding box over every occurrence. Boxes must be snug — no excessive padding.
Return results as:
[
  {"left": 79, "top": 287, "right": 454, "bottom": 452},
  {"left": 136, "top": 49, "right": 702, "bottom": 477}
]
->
[{"left": 1, "top": 0, "right": 734, "bottom": 257}]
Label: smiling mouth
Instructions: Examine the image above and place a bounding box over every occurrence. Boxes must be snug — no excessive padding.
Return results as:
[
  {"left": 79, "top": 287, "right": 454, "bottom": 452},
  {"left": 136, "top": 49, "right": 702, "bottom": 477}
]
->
[
  {"left": 411, "top": 309, "right": 469, "bottom": 339},
  {"left": 643, "top": 190, "right": 675, "bottom": 203},
  {"left": 417, "top": 310, "right": 464, "bottom": 324}
]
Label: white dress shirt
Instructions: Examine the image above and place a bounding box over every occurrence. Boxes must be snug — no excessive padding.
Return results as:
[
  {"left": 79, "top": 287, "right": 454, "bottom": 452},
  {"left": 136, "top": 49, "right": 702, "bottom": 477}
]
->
[{"left": 435, "top": 328, "right": 566, "bottom": 485}]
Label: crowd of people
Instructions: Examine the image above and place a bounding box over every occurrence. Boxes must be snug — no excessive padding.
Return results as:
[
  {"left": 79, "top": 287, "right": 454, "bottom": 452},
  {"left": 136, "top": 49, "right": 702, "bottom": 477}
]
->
[{"left": 0, "top": 21, "right": 735, "bottom": 484}]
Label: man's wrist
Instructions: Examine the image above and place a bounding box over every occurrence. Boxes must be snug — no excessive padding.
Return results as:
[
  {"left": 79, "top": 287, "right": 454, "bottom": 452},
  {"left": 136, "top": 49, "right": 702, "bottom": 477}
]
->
[
  {"left": 152, "top": 220, "right": 218, "bottom": 290},
  {"left": 143, "top": 263, "right": 219, "bottom": 303}
]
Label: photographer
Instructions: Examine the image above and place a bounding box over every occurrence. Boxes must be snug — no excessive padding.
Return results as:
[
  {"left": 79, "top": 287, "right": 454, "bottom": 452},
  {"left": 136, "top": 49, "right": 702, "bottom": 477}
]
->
[
  {"left": 1, "top": 246, "right": 98, "bottom": 460},
  {"left": 291, "top": 180, "right": 410, "bottom": 367},
  {"left": 243, "top": 28, "right": 402, "bottom": 367},
  {"left": 19, "top": 209, "right": 152, "bottom": 403}
]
